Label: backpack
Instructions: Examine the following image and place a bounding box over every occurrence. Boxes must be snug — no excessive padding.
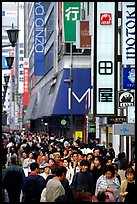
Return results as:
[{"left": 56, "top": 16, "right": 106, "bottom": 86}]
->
[{"left": 23, "top": 176, "right": 40, "bottom": 202}]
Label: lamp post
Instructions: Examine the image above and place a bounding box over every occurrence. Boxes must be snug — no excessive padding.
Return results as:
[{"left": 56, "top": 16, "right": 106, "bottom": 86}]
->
[{"left": 64, "top": 43, "right": 73, "bottom": 138}]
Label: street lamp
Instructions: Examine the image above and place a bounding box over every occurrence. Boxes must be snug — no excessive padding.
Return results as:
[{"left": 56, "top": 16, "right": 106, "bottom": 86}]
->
[
  {"left": 4, "top": 75, "right": 10, "bottom": 84},
  {"left": 5, "top": 56, "right": 14, "bottom": 69},
  {"left": 2, "top": 23, "right": 19, "bottom": 48}
]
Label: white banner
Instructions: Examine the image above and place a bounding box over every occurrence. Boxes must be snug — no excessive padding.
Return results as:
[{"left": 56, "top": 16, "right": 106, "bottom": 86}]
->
[
  {"left": 122, "top": 2, "right": 135, "bottom": 65},
  {"left": 94, "top": 2, "right": 117, "bottom": 115}
]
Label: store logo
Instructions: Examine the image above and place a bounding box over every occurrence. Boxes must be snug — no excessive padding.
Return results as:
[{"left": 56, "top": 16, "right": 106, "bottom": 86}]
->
[
  {"left": 100, "top": 13, "right": 112, "bottom": 25},
  {"left": 128, "top": 69, "right": 135, "bottom": 83}
]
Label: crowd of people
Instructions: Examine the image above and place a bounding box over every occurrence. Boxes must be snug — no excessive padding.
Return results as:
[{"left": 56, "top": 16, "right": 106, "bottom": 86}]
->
[{"left": 2, "top": 129, "right": 135, "bottom": 202}]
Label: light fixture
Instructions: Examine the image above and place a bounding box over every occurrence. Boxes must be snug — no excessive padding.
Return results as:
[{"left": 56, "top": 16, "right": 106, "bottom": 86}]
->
[
  {"left": 6, "top": 23, "right": 19, "bottom": 47},
  {"left": 4, "top": 75, "right": 10, "bottom": 84},
  {"left": 6, "top": 56, "right": 14, "bottom": 68}
]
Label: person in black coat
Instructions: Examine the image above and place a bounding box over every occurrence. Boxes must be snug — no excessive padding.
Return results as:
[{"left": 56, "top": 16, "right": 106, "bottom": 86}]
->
[
  {"left": 2, "top": 154, "right": 25, "bottom": 203},
  {"left": 71, "top": 160, "right": 94, "bottom": 195},
  {"left": 22, "top": 162, "right": 46, "bottom": 202}
]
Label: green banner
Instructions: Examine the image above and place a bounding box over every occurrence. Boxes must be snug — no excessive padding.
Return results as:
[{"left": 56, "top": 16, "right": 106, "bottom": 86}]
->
[{"left": 63, "top": 2, "right": 81, "bottom": 42}]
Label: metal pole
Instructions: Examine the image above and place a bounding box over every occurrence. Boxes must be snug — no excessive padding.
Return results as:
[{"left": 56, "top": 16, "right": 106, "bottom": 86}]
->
[{"left": 70, "top": 42, "right": 73, "bottom": 139}]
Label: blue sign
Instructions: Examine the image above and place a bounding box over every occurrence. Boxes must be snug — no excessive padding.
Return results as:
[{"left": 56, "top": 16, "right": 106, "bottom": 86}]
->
[
  {"left": 122, "top": 67, "right": 135, "bottom": 89},
  {"left": 2, "top": 56, "right": 9, "bottom": 69},
  {"left": 34, "top": 2, "right": 45, "bottom": 76},
  {"left": 52, "top": 68, "right": 92, "bottom": 115}
]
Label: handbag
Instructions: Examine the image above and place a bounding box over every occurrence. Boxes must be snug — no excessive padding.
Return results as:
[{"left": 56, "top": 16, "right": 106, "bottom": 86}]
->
[
  {"left": 74, "top": 191, "right": 92, "bottom": 202},
  {"left": 73, "top": 173, "right": 92, "bottom": 202}
]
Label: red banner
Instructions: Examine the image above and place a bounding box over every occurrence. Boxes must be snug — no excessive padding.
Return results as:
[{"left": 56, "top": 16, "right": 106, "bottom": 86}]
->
[{"left": 23, "top": 58, "right": 29, "bottom": 105}]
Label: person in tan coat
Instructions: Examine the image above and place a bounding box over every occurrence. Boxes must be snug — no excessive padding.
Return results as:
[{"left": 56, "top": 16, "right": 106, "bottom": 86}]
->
[{"left": 119, "top": 167, "right": 135, "bottom": 202}]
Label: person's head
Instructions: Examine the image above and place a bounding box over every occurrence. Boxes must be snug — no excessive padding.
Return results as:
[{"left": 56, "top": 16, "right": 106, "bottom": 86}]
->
[
  {"left": 43, "top": 163, "right": 51, "bottom": 174},
  {"left": 80, "top": 160, "right": 90, "bottom": 172},
  {"left": 97, "top": 191, "right": 106, "bottom": 202},
  {"left": 10, "top": 154, "right": 17, "bottom": 164},
  {"left": 93, "top": 147, "right": 100, "bottom": 156},
  {"left": 112, "top": 163, "right": 119, "bottom": 175},
  {"left": 106, "top": 156, "right": 113, "bottom": 165},
  {"left": 125, "top": 167, "right": 135, "bottom": 182},
  {"left": 94, "top": 156, "right": 103, "bottom": 168},
  {"left": 72, "top": 152, "right": 78, "bottom": 161},
  {"left": 22, "top": 151, "right": 27, "bottom": 159},
  {"left": 63, "top": 158, "right": 71, "bottom": 168},
  {"left": 53, "top": 152, "right": 61, "bottom": 163},
  {"left": 56, "top": 166, "right": 67, "bottom": 181},
  {"left": 30, "top": 162, "right": 39, "bottom": 173},
  {"left": 28, "top": 152, "right": 34, "bottom": 159},
  {"left": 86, "top": 152, "right": 94, "bottom": 161},
  {"left": 48, "top": 158, "right": 55, "bottom": 166},
  {"left": 103, "top": 164, "right": 115, "bottom": 179},
  {"left": 39, "top": 150, "right": 45, "bottom": 156}
]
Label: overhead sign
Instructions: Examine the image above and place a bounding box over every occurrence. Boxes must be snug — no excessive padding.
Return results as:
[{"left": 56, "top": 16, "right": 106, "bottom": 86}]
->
[
  {"left": 127, "top": 106, "right": 135, "bottom": 123},
  {"left": 94, "top": 2, "right": 117, "bottom": 116},
  {"left": 62, "top": 2, "right": 81, "bottom": 42},
  {"left": 122, "top": 2, "right": 135, "bottom": 65},
  {"left": 118, "top": 91, "right": 135, "bottom": 108},
  {"left": 113, "top": 123, "right": 135, "bottom": 135},
  {"left": 122, "top": 67, "right": 135, "bottom": 89},
  {"left": 76, "top": 20, "right": 91, "bottom": 49}
]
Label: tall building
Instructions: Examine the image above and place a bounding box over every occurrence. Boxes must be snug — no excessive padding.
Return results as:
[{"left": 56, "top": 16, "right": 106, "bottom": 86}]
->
[
  {"left": 23, "top": 2, "right": 92, "bottom": 139},
  {"left": 2, "top": 2, "right": 17, "bottom": 127}
]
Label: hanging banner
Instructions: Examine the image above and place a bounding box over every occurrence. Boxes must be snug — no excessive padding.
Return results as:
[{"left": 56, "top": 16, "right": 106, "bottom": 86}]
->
[
  {"left": 62, "top": 2, "right": 81, "bottom": 42},
  {"left": 23, "top": 58, "right": 29, "bottom": 106},
  {"left": 122, "top": 2, "right": 135, "bottom": 65},
  {"left": 76, "top": 20, "right": 91, "bottom": 49},
  {"left": 94, "top": 2, "right": 118, "bottom": 116},
  {"left": 34, "top": 2, "right": 45, "bottom": 76}
]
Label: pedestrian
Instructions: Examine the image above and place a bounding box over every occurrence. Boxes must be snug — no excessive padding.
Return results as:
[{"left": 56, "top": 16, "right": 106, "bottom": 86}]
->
[
  {"left": 22, "top": 151, "right": 35, "bottom": 176},
  {"left": 95, "top": 164, "right": 120, "bottom": 202},
  {"left": 70, "top": 160, "right": 94, "bottom": 202},
  {"left": 119, "top": 167, "right": 135, "bottom": 202},
  {"left": 22, "top": 162, "right": 46, "bottom": 202},
  {"left": 90, "top": 155, "right": 104, "bottom": 194},
  {"left": 44, "top": 166, "right": 67, "bottom": 202},
  {"left": 2, "top": 154, "right": 25, "bottom": 203}
]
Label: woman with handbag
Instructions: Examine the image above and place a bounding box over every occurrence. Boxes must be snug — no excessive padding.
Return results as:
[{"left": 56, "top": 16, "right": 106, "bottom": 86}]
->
[{"left": 95, "top": 164, "right": 120, "bottom": 202}]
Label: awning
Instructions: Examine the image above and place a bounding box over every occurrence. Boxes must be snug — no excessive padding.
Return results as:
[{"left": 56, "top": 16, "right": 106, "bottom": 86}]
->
[
  {"left": 24, "top": 93, "right": 37, "bottom": 121},
  {"left": 33, "top": 68, "right": 92, "bottom": 119}
]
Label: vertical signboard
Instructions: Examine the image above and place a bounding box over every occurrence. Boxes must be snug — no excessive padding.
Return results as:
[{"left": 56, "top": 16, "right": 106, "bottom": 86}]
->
[
  {"left": 62, "top": 2, "right": 81, "bottom": 42},
  {"left": 94, "top": 2, "right": 118, "bottom": 116},
  {"left": 34, "top": 2, "right": 45, "bottom": 76},
  {"left": 76, "top": 20, "right": 91, "bottom": 49},
  {"left": 18, "top": 63, "right": 24, "bottom": 93},
  {"left": 122, "top": 67, "right": 135, "bottom": 89},
  {"left": 23, "top": 58, "right": 29, "bottom": 106},
  {"left": 122, "top": 2, "right": 135, "bottom": 65}
]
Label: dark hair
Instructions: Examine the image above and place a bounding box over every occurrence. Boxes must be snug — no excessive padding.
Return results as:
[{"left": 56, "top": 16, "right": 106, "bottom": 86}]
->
[
  {"left": 30, "top": 162, "right": 39, "bottom": 171},
  {"left": 50, "top": 163, "right": 59, "bottom": 175},
  {"left": 80, "top": 160, "right": 89, "bottom": 167},
  {"left": 97, "top": 191, "right": 106, "bottom": 202},
  {"left": 94, "top": 155, "right": 104, "bottom": 165},
  {"left": 56, "top": 166, "right": 67, "bottom": 177},
  {"left": 103, "top": 164, "right": 115, "bottom": 177},
  {"left": 125, "top": 167, "right": 135, "bottom": 179},
  {"left": 10, "top": 155, "right": 17, "bottom": 164}
]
